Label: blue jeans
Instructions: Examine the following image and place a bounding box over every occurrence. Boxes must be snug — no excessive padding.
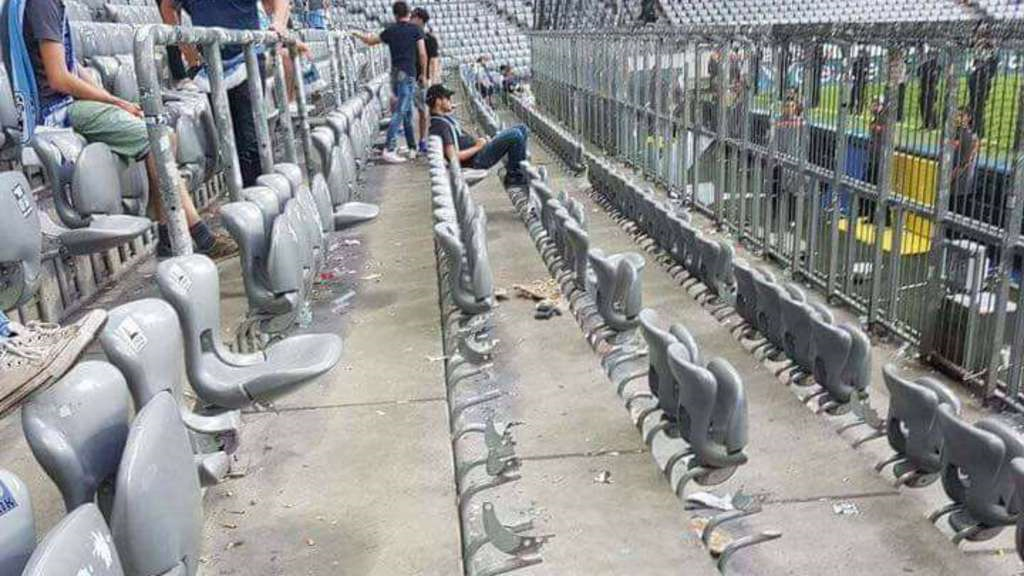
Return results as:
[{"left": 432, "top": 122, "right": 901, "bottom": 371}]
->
[
  {"left": 0, "top": 310, "right": 10, "bottom": 340},
  {"left": 471, "top": 125, "right": 528, "bottom": 181},
  {"left": 385, "top": 75, "right": 417, "bottom": 152}
]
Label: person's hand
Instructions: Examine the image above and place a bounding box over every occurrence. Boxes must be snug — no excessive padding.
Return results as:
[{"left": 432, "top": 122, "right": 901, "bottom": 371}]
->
[
  {"left": 295, "top": 39, "right": 311, "bottom": 57},
  {"left": 475, "top": 137, "right": 488, "bottom": 148},
  {"left": 112, "top": 97, "right": 143, "bottom": 118},
  {"left": 418, "top": 74, "right": 427, "bottom": 87}
]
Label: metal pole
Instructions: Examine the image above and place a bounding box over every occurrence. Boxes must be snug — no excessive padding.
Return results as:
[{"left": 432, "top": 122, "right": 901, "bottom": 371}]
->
[
  {"left": 290, "top": 43, "right": 315, "bottom": 178},
  {"left": 827, "top": 43, "right": 852, "bottom": 298},
  {"left": 867, "top": 46, "right": 901, "bottom": 327},
  {"left": 134, "top": 25, "right": 191, "bottom": 256},
  {"left": 244, "top": 41, "right": 276, "bottom": 176},
  {"left": 272, "top": 45, "right": 299, "bottom": 164},
  {"left": 203, "top": 38, "right": 245, "bottom": 201}
]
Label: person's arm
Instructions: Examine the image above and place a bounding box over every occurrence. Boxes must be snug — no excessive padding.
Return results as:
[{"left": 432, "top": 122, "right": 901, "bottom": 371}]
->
[
  {"left": 417, "top": 38, "right": 428, "bottom": 85},
  {"left": 429, "top": 57, "right": 441, "bottom": 85},
  {"left": 456, "top": 138, "right": 486, "bottom": 163},
  {"left": 351, "top": 30, "right": 381, "bottom": 46},
  {"left": 267, "top": 0, "right": 289, "bottom": 36},
  {"left": 39, "top": 41, "right": 140, "bottom": 115},
  {"left": 159, "top": 0, "right": 201, "bottom": 68}
]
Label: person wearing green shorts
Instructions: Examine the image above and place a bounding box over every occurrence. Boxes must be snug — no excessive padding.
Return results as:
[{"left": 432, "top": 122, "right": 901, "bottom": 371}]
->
[{"left": 24, "top": 0, "right": 237, "bottom": 259}]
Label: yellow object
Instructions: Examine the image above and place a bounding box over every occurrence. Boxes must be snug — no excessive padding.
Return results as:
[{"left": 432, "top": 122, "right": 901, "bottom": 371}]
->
[{"left": 837, "top": 216, "right": 931, "bottom": 255}]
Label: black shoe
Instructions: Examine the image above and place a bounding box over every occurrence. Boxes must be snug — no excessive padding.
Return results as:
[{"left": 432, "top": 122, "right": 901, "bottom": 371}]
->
[{"left": 503, "top": 174, "right": 529, "bottom": 188}]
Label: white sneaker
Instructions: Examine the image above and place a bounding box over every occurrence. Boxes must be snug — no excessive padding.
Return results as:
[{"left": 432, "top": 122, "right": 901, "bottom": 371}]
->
[
  {"left": 381, "top": 150, "right": 407, "bottom": 164},
  {"left": 405, "top": 149, "right": 418, "bottom": 160}
]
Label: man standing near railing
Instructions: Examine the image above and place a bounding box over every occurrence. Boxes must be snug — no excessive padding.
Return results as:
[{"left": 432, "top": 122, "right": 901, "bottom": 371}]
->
[
  {"left": 411, "top": 7, "right": 440, "bottom": 156},
  {"left": 352, "top": 1, "right": 427, "bottom": 164}
]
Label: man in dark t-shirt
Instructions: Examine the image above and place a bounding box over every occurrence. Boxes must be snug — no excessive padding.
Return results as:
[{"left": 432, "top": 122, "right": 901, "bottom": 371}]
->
[
  {"left": 426, "top": 85, "right": 529, "bottom": 187},
  {"left": 24, "top": 0, "right": 236, "bottom": 258},
  {"left": 353, "top": 1, "right": 427, "bottom": 163},
  {"left": 411, "top": 7, "right": 440, "bottom": 155},
  {"left": 951, "top": 107, "right": 979, "bottom": 200}
]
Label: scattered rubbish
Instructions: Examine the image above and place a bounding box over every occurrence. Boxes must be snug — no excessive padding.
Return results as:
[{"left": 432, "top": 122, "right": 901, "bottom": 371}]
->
[
  {"left": 494, "top": 287, "right": 510, "bottom": 301},
  {"left": 513, "top": 279, "right": 561, "bottom": 302},
  {"left": 685, "top": 492, "right": 736, "bottom": 512},
  {"left": 306, "top": 538, "right": 316, "bottom": 547},
  {"left": 318, "top": 272, "right": 336, "bottom": 282},
  {"left": 225, "top": 540, "right": 245, "bottom": 550},
  {"left": 593, "top": 470, "right": 613, "bottom": 484},
  {"left": 342, "top": 239, "right": 361, "bottom": 246},
  {"left": 361, "top": 273, "right": 382, "bottom": 282},
  {"left": 689, "top": 517, "right": 732, "bottom": 555},
  {"left": 221, "top": 523, "right": 238, "bottom": 530},
  {"left": 332, "top": 290, "right": 356, "bottom": 314},
  {"left": 425, "top": 354, "right": 448, "bottom": 363},
  {"left": 534, "top": 299, "right": 562, "bottom": 320},
  {"left": 832, "top": 502, "right": 860, "bottom": 516}
]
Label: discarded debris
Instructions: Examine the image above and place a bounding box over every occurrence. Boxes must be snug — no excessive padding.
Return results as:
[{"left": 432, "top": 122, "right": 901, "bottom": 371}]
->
[
  {"left": 306, "top": 538, "right": 316, "bottom": 547},
  {"left": 342, "top": 239, "right": 361, "bottom": 246},
  {"left": 221, "top": 523, "right": 238, "bottom": 530},
  {"left": 225, "top": 540, "right": 245, "bottom": 550},
  {"left": 332, "top": 290, "right": 356, "bottom": 314},
  {"left": 494, "top": 287, "right": 510, "bottom": 301},
  {"left": 534, "top": 299, "right": 562, "bottom": 320},
  {"left": 685, "top": 492, "right": 736, "bottom": 512},
  {"left": 361, "top": 273, "right": 382, "bottom": 282},
  {"left": 832, "top": 502, "right": 860, "bottom": 516},
  {"left": 512, "top": 279, "right": 561, "bottom": 302},
  {"left": 689, "top": 517, "right": 732, "bottom": 555},
  {"left": 593, "top": 470, "right": 613, "bottom": 484}
]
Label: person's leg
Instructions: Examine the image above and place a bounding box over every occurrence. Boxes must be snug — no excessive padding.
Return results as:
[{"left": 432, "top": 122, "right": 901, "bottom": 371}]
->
[
  {"left": 398, "top": 79, "right": 417, "bottom": 151},
  {"left": 384, "top": 77, "right": 406, "bottom": 152},
  {"left": 470, "top": 125, "right": 528, "bottom": 181},
  {"left": 228, "top": 80, "right": 263, "bottom": 186}
]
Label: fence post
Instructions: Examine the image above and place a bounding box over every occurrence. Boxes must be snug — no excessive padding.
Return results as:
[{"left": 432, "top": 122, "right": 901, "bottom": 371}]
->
[
  {"left": 827, "top": 42, "right": 852, "bottom": 298},
  {"left": 867, "top": 45, "right": 901, "bottom": 328}
]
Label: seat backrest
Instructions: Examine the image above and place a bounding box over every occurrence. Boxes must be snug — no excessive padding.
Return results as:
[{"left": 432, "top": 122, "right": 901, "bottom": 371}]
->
[
  {"left": 21, "top": 503, "right": 124, "bottom": 576},
  {"left": 883, "top": 364, "right": 959, "bottom": 472},
  {"left": 0, "top": 171, "right": 42, "bottom": 310},
  {"left": 156, "top": 255, "right": 231, "bottom": 372},
  {"left": 110, "top": 392, "right": 202, "bottom": 576},
  {"left": 0, "top": 469, "right": 35, "bottom": 576},
  {"left": 21, "top": 361, "right": 132, "bottom": 513},
  {"left": 732, "top": 260, "right": 758, "bottom": 325},
  {"left": 71, "top": 143, "right": 124, "bottom": 216},
  {"left": 564, "top": 219, "right": 589, "bottom": 286},
  {"left": 706, "top": 357, "right": 748, "bottom": 455},
  {"left": 100, "top": 298, "right": 189, "bottom": 410},
  {"left": 309, "top": 172, "right": 334, "bottom": 233}
]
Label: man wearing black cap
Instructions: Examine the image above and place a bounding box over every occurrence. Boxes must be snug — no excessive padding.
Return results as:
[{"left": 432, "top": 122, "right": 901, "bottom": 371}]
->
[{"left": 427, "top": 84, "right": 529, "bottom": 187}]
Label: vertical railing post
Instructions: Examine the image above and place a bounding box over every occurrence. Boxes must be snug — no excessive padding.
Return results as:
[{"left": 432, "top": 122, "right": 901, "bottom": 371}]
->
[
  {"left": 289, "top": 43, "right": 315, "bottom": 178},
  {"left": 203, "top": 37, "right": 245, "bottom": 201},
  {"left": 272, "top": 44, "right": 299, "bottom": 164},
  {"left": 867, "top": 45, "right": 900, "bottom": 328},
  {"left": 827, "top": 42, "right": 852, "bottom": 298},
  {"left": 244, "top": 40, "right": 276, "bottom": 177},
  {"left": 714, "top": 40, "right": 728, "bottom": 223},
  {"left": 793, "top": 42, "right": 815, "bottom": 276}
]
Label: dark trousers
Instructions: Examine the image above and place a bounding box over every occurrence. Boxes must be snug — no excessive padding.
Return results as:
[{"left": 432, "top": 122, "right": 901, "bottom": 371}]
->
[
  {"left": 471, "top": 125, "right": 528, "bottom": 180},
  {"left": 228, "top": 79, "right": 262, "bottom": 187}
]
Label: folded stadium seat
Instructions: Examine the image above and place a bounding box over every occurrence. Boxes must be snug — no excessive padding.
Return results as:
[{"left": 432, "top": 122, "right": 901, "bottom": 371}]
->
[
  {"left": 434, "top": 215, "right": 494, "bottom": 316},
  {"left": 809, "top": 319, "right": 872, "bottom": 414},
  {"left": 638, "top": 308, "right": 701, "bottom": 430},
  {"left": 30, "top": 137, "right": 152, "bottom": 255},
  {"left": 933, "top": 405, "right": 1024, "bottom": 544},
  {"left": 21, "top": 503, "right": 124, "bottom": 575},
  {"left": 0, "top": 469, "right": 35, "bottom": 575},
  {"left": 730, "top": 260, "right": 763, "bottom": 339},
  {"left": 666, "top": 340, "right": 749, "bottom": 495},
  {"left": 587, "top": 248, "right": 645, "bottom": 332},
  {"left": 0, "top": 171, "right": 42, "bottom": 310},
  {"left": 273, "top": 164, "right": 326, "bottom": 269},
  {"left": 778, "top": 283, "right": 833, "bottom": 380},
  {"left": 100, "top": 298, "right": 242, "bottom": 486},
  {"left": 110, "top": 392, "right": 202, "bottom": 576},
  {"left": 879, "top": 364, "right": 961, "bottom": 488},
  {"left": 309, "top": 126, "right": 380, "bottom": 230},
  {"left": 21, "top": 361, "right": 133, "bottom": 513},
  {"left": 156, "top": 255, "right": 343, "bottom": 409}
]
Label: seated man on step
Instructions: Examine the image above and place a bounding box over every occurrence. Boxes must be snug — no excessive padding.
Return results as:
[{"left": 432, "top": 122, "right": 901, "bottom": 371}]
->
[{"left": 426, "top": 84, "right": 529, "bottom": 188}]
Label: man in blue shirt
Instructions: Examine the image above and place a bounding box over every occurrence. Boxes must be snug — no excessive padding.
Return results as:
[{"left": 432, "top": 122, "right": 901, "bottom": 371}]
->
[
  {"left": 352, "top": 1, "right": 427, "bottom": 164},
  {"left": 160, "top": 0, "right": 297, "bottom": 186}
]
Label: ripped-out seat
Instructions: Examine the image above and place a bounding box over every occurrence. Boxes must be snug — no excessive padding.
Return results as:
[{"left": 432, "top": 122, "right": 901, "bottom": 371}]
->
[
  {"left": 0, "top": 469, "right": 35, "bottom": 575},
  {"left": 21, "top": 503, "right": 124, "bottom": 576},
  {"left": 588, "top": 248, "right": 645, "bottom": 332},
  {"left": 638, "top": 308, "right": 701, "bottom": 421},
  {"left": 435, "top": 215, "right": 494, "bottom": 316},
  {"left": 880, "top": 364, "right": 961, "bottom": 487},
  {"left": 157, "top": 255, "right": 343, "bottom": 409},
  {"left": 100, "top": 298, "right": 242, "bottom": 486},
  {"left": 809, "top": 320, "right": 872, "bottom": 414},
  {"left": 31, "top": 136, "right": 151, "bottom": 255},
  {"left": 0, "top": 172, "right": 42, "bottom": 310},
  {"left": 21, "top": 361, "right": 132, "bottom": 514},
  {"left": 932, "top": 405, "right": 1024, "bottom": 543},
  {"left": 693, "top": 234, "right": 735, "bottom": 306},
  {"left": 110, "top": 392, "right": 202, "bottom": 576},
  {"left": 667, "top": 342, "right": 749, "bottom": 495},
  {"left": 751, "top": 269, "right": 792, "bottom": 354}
]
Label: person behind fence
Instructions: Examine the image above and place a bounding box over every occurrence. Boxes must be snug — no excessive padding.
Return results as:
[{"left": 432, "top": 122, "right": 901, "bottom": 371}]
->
[
  {"left": 352, "top": 1, "right": 427, "bottom": 164},
  {"left": 950, "top": 107, "right": 979, "bottom": 201},
  {"left": 426, "top": 84, "right": 528, "bottom": 188},
  {"left": 410, "top": 7, "right": 440, "bottom": 156}
]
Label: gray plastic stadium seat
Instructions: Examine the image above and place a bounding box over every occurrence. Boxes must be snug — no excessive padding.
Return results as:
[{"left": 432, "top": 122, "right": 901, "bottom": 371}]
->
[
  {"left": 751, "top": 269, "right": 789, "bottom": 350},
  {"left": 156, "top": 255, "right": 343, "bottom": 409},
  {"left": 810, "top": 320, "right": 872, "bottom": 412},
  {"left": 667, "top": 343, "right": 749, "bottom": 489},
  {"left": 639, "top": 308, "right": 700, "bottom": 420},
  {"left": 221, "top": 198, "right": 302, "bottom": 321},
  {"left": 0, "top": 469, "right": 35, "bottom": 575},
  {"left": 935, "top": 405, "right": 1024, "bottom": 542},
  {"left": 310, "top": 127, "right": 379, "bottom": 231},
  {"left": 882, "top": 364, "right": 961, "bottom": 487},
  {"left": 31, "top": 137, "right": 150, "bottom": 255},
  {"left": 588, "top": 249, "right": 645, "bottom": 332},
  {"left": 731, "top": 260, "right": 760, "bottom": 333},
  {"left": 110, "top": 392, "right": 202, "bottom": 576},
  {"left": 21, "top": 503, "right": 124, "bottom": 576},
  {"left": 779, "top": 284, "right": 833, "bottom": 375},
  {"left": 100, "top": 298, "right": 241, "bottom": 486},
  {"left": 21, "top": 361, "right": 132, "bottom": 513},
  {"left": 435, "top": 218, "right": 494, "bottom": 315},
  {"left": 694, "top": 234, "right": 734, "bottom": 302},
  {"left": 0, "top": 171, "right": 42, "bottom": 310}
]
